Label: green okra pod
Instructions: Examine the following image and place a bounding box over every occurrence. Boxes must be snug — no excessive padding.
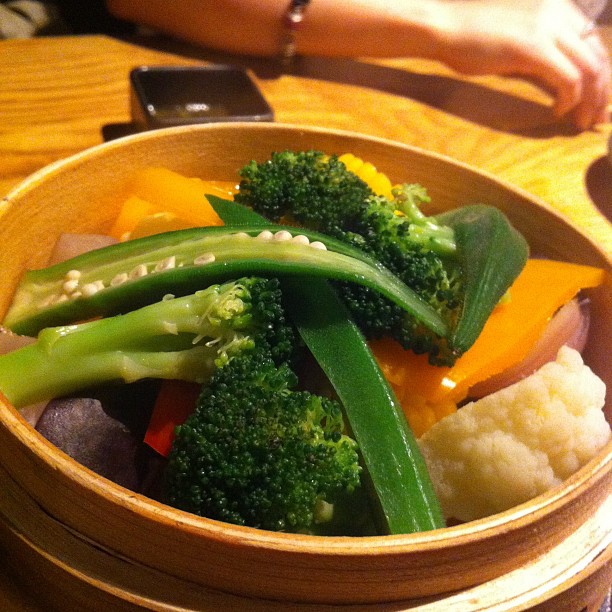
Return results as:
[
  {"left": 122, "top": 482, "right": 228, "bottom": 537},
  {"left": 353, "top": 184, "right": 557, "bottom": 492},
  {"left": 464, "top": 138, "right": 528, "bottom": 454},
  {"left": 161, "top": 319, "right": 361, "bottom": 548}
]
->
[{"left": 5, "top": 223, "right": 447, "bottom": 338}]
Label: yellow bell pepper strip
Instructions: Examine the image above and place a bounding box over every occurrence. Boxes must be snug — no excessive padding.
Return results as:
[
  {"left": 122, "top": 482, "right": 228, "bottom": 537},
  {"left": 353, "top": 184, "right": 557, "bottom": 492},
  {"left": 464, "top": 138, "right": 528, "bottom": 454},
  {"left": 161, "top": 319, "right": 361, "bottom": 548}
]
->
[
  {"left": 210, "top": 196, "right": 445, "bottom": 535},
  {"left": 109, "top": 195, "right": 155, "bottom": 241},
  {"left": 126, "top": 212, "right": 196, "bottom": 241},
  {"left": 109, "top": 167, "right": 235, "bottom": 240},
  {"left": 371, "top": 258, "right": 607, "bottom": 433}
]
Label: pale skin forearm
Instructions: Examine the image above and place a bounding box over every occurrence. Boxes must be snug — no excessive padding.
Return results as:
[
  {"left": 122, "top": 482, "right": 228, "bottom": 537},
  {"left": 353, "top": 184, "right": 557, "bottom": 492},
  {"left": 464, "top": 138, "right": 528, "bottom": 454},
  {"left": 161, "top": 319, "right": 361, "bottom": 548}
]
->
[
  {"left": 106, "top": 0, "right": 610, "bottom": 129},
  {"left": 106, "top": 0, "right": 447, "bottom": 59}
]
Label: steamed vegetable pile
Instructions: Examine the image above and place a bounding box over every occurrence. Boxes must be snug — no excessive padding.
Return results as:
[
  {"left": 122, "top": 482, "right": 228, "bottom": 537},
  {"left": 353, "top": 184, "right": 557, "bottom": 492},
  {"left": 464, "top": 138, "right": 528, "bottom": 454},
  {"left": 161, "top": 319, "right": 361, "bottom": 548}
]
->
[{"left": 0, "top": 152, "right": 608, "bottom": 535}]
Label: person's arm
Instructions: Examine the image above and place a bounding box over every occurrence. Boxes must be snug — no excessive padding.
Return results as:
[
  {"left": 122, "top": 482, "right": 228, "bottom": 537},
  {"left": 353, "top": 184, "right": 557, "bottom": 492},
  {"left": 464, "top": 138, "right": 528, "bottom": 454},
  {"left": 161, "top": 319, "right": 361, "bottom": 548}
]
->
[
  {"left": 106, "top": 0, "right": 610, "bottom": 129},
  {"left": 106, "top": 0, "right": 448, "bottom": 58}
]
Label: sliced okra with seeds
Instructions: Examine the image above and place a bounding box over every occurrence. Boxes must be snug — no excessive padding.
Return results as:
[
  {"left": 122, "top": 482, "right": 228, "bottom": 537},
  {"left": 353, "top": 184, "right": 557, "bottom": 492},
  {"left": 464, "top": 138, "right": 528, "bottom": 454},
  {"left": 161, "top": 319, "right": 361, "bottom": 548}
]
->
[{"left": 5, "top": 224, "right": 448, "bottom": 338}]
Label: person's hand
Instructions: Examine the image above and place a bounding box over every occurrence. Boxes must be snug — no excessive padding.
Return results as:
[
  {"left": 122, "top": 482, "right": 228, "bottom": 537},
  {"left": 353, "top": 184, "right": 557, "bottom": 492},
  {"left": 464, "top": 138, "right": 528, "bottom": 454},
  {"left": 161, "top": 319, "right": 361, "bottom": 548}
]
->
[{"left": 436, "top": 0, "right": 610, "bottom": 129}]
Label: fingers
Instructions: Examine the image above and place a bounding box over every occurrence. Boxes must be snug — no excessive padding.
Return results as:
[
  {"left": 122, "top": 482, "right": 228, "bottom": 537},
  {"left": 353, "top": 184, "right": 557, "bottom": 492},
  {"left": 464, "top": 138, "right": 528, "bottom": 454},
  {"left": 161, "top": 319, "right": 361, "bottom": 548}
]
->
[
  {"left": 574, "top": 31, "right": 611, "bottom": 128},
  {"left": 504, "top": 0, "right": 611, "bottom": 131},
  {"left": 433, "top": 0, "right": 610, "bottom": 129},
  {"left": 533, "top": 44, "right": 583, "bottom": 119},
  {"left": 555, "top": 24, "right": 611, "bottom": 129}
]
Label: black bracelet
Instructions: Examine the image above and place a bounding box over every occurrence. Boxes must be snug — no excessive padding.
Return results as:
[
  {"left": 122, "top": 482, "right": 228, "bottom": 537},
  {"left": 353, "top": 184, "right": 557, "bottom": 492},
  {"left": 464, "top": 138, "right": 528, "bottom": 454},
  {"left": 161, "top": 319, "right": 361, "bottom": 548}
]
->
[{"left": 281, "top": 0, "right": 311, "bottom": 66}]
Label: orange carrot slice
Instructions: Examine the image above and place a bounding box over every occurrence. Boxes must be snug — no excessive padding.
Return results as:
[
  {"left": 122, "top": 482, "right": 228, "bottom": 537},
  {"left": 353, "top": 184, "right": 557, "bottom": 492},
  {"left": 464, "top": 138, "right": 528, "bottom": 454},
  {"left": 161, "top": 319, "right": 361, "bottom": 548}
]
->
[{"left": 371, "top": 258, "right": 606, "bottom": 434}]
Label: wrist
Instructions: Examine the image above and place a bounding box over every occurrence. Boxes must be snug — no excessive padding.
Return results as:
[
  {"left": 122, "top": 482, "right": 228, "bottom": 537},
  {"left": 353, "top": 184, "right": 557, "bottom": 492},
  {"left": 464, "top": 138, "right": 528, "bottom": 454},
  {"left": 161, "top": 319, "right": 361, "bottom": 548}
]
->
[{"left": 390, "top": 0, "right": 458, "bottom": 62}]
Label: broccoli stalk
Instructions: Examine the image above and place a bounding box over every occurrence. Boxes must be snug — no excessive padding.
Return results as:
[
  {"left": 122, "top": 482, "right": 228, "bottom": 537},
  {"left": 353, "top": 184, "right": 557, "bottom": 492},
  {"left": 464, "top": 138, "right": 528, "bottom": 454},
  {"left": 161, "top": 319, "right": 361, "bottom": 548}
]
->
[
  {"left": 164, "top": 352, "right": 363, "bottom": 534},
  {"left": 0, "top": 277, "right": 294, "bottom": 408},
  {"left": 389, "top": 183, "right": 456, "bottom": 256},
  {"left": 1, "top": 270, "right": 366, "bottom": 534}
]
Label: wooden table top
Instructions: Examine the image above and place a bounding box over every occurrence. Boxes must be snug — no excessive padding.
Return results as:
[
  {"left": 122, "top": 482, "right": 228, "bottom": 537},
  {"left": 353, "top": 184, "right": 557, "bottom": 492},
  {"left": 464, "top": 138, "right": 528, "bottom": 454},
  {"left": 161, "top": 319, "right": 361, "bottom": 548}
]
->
[
  {"left": 0, "top": 32, "right": 610, "bottom": 610},
  {"left": 1, "top": 32, "right": 611, "bottom": 253}
]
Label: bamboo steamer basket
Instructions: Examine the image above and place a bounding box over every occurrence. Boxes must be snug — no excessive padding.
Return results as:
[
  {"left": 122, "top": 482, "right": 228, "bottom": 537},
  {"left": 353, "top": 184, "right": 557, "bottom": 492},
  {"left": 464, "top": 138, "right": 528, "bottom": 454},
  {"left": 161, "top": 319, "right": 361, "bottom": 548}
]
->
[{"left": 0, "top": 123, "right": 610, "bottom": 611}]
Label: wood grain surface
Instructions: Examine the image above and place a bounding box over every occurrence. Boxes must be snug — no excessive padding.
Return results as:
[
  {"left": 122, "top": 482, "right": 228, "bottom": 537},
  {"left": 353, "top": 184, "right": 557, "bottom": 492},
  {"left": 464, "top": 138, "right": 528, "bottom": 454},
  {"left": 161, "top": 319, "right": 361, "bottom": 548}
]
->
[
  {"left": 0, "top": 30, "right": 610, "bottom": 610},
  {"left": 0, "top": 32, "right": 611, "bottom": 252}
]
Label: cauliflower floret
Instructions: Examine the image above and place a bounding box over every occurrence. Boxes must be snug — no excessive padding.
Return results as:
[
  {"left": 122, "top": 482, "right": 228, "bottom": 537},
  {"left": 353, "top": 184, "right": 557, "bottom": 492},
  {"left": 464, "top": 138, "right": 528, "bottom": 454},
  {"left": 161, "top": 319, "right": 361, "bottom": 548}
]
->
[{"left": 418, "top": 346, "right": 610, "bottom": 522}]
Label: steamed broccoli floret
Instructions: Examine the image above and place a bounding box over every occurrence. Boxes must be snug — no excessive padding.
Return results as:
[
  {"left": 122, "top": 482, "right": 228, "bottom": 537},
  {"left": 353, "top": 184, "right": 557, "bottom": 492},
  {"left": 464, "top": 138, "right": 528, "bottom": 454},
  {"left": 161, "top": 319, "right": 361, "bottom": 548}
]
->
[
  {"left": 0, "top": 277, "right": 294, "bottom": 408},
  {"left": 236, "top": 151, "right": 462, "bottom": 365},
  {"left": 339, "top": 184, "right": 462, "bottom": 364},
  {"left": 164, "top": 352, "right": 363, "bottom": 533},
  {"left": 235, "top": 150, "right": 373, "bottom": 237}
]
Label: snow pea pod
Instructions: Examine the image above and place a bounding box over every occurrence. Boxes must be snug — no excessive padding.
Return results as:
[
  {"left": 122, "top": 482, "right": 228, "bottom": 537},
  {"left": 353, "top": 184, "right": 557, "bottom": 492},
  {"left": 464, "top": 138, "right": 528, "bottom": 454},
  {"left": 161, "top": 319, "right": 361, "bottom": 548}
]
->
[
  {"left": 437, "top": 205, "right": 529, "bottom": 354},
  {"left": 5, "top": 222, "right": 447, "bottom": 337},
  {"left": 283, "top": 280, "right": 445, "bottom": 534}
]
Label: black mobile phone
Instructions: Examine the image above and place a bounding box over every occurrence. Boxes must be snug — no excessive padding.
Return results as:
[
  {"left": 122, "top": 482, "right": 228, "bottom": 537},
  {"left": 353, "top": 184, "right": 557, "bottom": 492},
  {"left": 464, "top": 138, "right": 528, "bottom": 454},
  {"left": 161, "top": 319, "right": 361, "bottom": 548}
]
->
[{"left": 129, "top": 65, "right": 274, "bottom": 130}]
